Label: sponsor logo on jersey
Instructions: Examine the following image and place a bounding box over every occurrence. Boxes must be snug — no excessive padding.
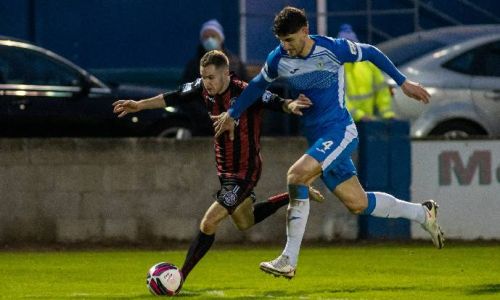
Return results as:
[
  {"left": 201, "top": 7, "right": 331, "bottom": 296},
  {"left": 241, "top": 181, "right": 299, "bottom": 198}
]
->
[
  {"left": 181, "top": 82, "right": 193, "bottom": 93},
  {"left": 347, "top": 40, "right": 358, "bottom": 55},
  {"left": 290, "top": 68, "right": 300, "bottom": 74}
]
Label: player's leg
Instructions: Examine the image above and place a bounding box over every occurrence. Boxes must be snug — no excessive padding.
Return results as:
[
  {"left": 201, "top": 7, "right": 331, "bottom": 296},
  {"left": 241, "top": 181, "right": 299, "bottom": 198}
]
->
[
  {"left": 180, "top": 201, "right": 228, "bottom": 279},
  {"left": 260, "top": 154, "right": 322, "bottom": 279},
  {"left": 231, "top": 196, "right": 256, "bottom": 231},
  {"left": 283, "top": 155, "right": 322, "bottom": 262},
  {"left": 332, "top": 170, "right": 444, "bottom": 248},
  {"left": 232, "top": 188, "right": 325, "bottom": 231}
]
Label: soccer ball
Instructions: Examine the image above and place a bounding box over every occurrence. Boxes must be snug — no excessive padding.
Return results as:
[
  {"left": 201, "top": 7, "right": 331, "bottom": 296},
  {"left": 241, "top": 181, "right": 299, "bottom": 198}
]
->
[{"left": 146, "top": 262, "right": 183, "bottom": 296}]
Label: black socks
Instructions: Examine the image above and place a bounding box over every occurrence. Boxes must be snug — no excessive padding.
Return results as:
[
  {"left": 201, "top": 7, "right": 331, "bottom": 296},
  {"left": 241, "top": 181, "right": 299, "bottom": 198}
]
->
[
  {"left": 181, "top": 230, "right": 215, "bottom": 279},
  {"left": 253, "top": 193, "right": 290, "bottom": 224}
]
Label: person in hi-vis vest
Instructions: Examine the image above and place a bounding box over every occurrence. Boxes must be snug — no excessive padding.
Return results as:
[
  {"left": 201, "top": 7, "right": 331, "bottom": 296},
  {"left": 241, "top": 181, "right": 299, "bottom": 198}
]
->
[{"left": 338, "top": 24, "right": 395, "bottom": 121}]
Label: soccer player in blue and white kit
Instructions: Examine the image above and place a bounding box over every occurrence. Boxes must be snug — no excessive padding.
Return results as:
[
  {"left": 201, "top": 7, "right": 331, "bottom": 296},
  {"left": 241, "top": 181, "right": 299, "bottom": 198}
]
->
[{"left": 212, "top": 6, "right": 444, "bottom": 279}]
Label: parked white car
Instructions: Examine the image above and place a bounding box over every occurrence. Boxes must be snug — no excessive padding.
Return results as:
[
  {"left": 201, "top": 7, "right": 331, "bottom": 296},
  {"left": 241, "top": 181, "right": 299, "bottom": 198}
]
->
[{"left": 378, "top": 25, "right": 500, "bottom": 138}]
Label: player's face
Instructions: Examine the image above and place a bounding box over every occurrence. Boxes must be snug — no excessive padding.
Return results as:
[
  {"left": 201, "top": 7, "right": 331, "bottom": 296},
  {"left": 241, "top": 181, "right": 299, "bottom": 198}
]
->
[
  {"left": 200, "top": 64, "right": 229, "bottom": 96},
  {"left": 277, "top": 26, "right": 309, "bottom": 57}
]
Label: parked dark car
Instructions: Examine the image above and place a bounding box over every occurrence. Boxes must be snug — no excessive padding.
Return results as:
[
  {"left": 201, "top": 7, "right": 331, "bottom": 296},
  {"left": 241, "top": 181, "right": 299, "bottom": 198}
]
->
[{"left": 0, "top": 36, "right": 212, "bottom": 138}]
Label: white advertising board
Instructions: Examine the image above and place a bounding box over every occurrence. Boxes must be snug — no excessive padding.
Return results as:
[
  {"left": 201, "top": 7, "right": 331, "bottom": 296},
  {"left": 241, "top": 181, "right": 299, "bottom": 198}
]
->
[{"left": 411, "top": 140, "right": 500, "bottom": 240}]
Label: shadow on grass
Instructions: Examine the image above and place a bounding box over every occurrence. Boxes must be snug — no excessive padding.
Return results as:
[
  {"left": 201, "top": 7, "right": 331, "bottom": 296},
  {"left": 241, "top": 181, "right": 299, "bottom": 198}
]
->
[
  {"left": 19, "top": 291, "right": 201, "bottom": 299},
  {"left": 179, "top": 285, "right": 419, "bottom": 299},
  {"left": 467, "top": 284, "right": 500, "bottom": 295}
]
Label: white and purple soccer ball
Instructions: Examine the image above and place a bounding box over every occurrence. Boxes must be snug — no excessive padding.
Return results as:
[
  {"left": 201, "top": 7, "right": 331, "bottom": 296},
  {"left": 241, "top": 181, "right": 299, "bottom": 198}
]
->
[{"left": 146, "top": 262, "right": 183, "bottom": 296}]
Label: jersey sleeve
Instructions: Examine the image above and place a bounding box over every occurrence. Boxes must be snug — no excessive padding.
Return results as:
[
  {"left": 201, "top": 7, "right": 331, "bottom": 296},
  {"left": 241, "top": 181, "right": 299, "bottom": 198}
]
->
[
  {"left": 359, "top": 43, "right": 407, "bottom": 86},
  {"left": 260, "top": 90, "right": 287, "bottom": 112},
  {"left": 330, "top": 38, "right": 362, "bottom": 63},
  {"left": 162, "top": 78, "right": 203, "bottom": 106},
  {"left": 260, "top": 46, "right": 281, "bottom": 82}
]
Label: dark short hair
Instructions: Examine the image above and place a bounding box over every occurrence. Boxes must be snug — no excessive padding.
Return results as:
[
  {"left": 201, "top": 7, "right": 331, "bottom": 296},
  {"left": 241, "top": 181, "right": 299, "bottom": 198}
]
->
[
  {"left": 200, "top": 50, "right": 229, "bottom": 68},
  {"left": 273, "top": 6, "right": 308, "bottom": 37}
]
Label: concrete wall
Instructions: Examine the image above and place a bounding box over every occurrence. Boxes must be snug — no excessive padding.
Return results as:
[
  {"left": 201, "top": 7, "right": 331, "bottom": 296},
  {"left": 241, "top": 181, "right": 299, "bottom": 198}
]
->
[{"left": 0, "top": 138, "right": 356, "bottom": 244}]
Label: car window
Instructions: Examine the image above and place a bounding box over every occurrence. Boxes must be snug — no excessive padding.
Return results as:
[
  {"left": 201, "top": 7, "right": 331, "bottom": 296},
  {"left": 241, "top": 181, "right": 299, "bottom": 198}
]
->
[
  {"left": 443, "top": 40, "right": 500, "bottom": 77},
  {"left": 0, "top": 45, "right": 82, "bottom": 86},
  {"left": 442, "top": 51, "right": 475, "bottom": 74},
  {"left": 477, "top": 41, "right": 500, "bottom": 77}
]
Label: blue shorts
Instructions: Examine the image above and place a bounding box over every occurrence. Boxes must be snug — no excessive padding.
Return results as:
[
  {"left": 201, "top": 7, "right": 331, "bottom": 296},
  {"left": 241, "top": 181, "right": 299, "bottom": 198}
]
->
[{"left": 305, "top": 123, "right": 358, "bottom": 191}]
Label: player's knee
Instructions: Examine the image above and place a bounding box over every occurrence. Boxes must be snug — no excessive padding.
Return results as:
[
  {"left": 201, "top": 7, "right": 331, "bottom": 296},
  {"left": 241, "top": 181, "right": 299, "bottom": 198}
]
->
[
  {"left": 348, "top": 204, "right": 367, "bottom": 215},
  {"left": 287, "top": 166, "right": 307, "bottom": 185},
  {"left": 199, "top": 218, "right": 218, "bottom": 234},
  {"left": 344, "top": 194, "right": 368, "bottom": 215}
]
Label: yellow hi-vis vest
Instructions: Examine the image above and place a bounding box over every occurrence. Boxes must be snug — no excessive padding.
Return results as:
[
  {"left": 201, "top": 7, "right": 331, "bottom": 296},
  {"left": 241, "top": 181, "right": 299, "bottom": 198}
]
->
[{"left": 344, "top": 61, "right": 395, "bottom": 122}]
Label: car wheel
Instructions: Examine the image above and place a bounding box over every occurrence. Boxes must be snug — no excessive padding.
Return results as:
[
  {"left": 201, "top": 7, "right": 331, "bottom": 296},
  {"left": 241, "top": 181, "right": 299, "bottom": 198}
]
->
[
  {"left": 157, "top": 126, "right": 193, "bottom": 139},
  {"left": 429, "top": 120, "right": 487, "bottom": 139}
]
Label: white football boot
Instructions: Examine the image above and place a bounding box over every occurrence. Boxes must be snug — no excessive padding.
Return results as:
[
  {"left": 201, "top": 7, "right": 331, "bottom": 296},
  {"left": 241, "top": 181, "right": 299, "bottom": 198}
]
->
[
  {"left": 259, "top": 255, "right": 296, "bottom": 279},
  {"left": 421, "top": 200, "right": 445, "bottom": 249}
]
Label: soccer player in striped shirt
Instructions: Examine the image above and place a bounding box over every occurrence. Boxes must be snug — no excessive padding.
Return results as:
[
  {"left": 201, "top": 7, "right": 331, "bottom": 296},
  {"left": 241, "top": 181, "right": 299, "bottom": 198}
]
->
[
  {"left": 113, "top": 50, "right": 323, "bottom": 284},
  {"left": 212, "top": 7, "right": 444, "bottom": 279}
]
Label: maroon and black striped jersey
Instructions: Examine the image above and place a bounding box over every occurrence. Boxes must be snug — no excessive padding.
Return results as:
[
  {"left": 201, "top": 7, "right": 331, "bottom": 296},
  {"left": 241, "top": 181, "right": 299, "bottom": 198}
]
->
[{"left": 162, "top": 74, "right": 286, "bottom": 182}]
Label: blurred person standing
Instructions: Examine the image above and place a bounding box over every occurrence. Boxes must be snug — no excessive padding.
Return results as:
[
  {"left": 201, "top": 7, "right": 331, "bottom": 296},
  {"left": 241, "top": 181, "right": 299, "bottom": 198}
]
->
[
  {"left": 182, "top": 19, "right": 248, "bottom": 82},
  {"left": 338, "top": 24, "right": 395, "bottom": 121}
]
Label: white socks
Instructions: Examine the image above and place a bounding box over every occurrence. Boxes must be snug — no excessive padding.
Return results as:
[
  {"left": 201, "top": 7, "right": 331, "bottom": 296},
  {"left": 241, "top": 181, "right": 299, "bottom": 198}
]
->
[
  {"left": 282, "top": 199, "right": 310, "bottom": 266},
  {"left": 367, "top": 192, "right": 426, "bottom": 224}
]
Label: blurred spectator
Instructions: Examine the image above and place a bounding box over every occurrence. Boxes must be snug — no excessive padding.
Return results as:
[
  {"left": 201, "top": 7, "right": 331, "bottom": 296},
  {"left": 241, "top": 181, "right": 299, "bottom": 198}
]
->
[
  {"left": 338, "top": 24, "right": 395, "bottom": 121},
  {"left": 181, "top": 19, "right": 248, "bottom": 82}
]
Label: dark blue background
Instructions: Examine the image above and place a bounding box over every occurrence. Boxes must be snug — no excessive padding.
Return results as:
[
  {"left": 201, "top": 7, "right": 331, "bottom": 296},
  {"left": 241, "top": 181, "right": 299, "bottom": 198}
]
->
[{"left": 1, "top": 0, "right": 498, "bottom": 70}]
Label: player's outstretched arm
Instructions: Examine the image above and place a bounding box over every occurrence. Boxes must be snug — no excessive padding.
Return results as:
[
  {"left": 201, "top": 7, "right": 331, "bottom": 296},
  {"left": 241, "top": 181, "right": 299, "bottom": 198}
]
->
[
  {"left": 112, "top": 95, "right": 166, "bottom": 118},
  {"left": 227, "top": 73, "right": 270, "bottom": 119},
  {"left": 359, "top": 44, "right": 430, "bottom": 104}
]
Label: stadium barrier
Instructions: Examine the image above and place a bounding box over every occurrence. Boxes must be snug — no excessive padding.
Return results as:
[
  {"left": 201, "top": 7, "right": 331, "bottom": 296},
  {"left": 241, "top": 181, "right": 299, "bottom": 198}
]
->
[
  {"left": 1, "top": 136, "right": 498, "bottom": 244},
  {"left": 0, "top": 138, "right": 357, "bottom": 244},
  {"left": 357, "top": 120, "right": 411, "bottom": 240}
]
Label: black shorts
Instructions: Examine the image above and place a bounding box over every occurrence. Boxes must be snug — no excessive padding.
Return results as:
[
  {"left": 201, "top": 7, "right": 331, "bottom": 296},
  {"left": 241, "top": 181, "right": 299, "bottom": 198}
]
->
[{"left": 216, "top": 178, "right": 256, "bottom": 214}]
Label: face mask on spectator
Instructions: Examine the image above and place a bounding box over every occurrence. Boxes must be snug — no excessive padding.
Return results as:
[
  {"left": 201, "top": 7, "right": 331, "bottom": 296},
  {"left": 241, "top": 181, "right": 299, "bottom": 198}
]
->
[{"left": 202, "top": 37, "right": 221, "bottom": 51}]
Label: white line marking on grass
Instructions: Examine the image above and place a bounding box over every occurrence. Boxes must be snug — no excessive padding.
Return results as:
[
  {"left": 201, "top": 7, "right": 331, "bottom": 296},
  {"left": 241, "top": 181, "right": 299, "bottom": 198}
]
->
[{"left": 206, "top": 290, "right": 225, "bottom": 296}]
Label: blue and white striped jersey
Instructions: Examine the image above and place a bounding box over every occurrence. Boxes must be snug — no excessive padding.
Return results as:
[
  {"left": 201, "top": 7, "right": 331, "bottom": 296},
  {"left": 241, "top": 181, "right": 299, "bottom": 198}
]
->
[
  {"left": 261, "top": 35, "right": 361, "bottom": 131},
  {"left": 228, "top": 35, "right": 406, "bottom": 141}
]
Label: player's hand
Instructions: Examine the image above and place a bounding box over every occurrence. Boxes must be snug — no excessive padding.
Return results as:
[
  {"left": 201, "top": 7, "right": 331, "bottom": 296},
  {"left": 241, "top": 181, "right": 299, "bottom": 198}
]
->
[
  {"left": 112, "top": 100, "right": 141, "bottom": 118},
  {"left": 211, "top": 112, "right": 236, "bottom": 140},
  {"left": 285, "top": 94, "right": 312, "bottom": 116},
  {"left": 401, "top": 80, "right": 431, "bottom": 104}
]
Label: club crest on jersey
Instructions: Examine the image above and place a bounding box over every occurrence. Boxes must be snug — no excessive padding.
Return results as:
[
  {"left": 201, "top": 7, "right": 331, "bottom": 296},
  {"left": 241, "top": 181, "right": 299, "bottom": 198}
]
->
[
  {"left": 222, "top": 185, "right": 240, "bottom": 207},
  {"left": 316, "top": 59, "right": 325, "bottom": 70},
  {"left": 347, "top": 40, "right": 357, "bottom": 55},
  {"left": 262, "top": 91, "right": 273, "bottom": 103}
]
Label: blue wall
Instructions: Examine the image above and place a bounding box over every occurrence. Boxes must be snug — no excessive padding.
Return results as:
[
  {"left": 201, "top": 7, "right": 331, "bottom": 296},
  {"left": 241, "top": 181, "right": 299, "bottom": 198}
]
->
[
  {"left": 245, "top": 0, "right": 317, "bottom": 64},
  {"left": 1, "top": 0, "right": 498, "bottom": 70},
  {"left": 0, "top": 0, "right": 239, "bottom": 69}
]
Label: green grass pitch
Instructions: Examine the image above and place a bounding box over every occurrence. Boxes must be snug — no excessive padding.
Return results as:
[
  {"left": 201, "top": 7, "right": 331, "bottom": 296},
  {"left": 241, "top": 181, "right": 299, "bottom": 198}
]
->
[{"left": 1, "top": 243, "right": 499, "bottom": 299}]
